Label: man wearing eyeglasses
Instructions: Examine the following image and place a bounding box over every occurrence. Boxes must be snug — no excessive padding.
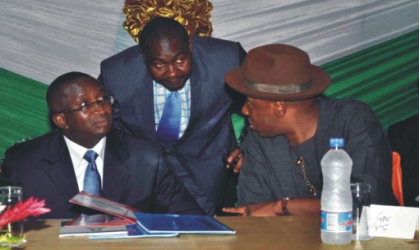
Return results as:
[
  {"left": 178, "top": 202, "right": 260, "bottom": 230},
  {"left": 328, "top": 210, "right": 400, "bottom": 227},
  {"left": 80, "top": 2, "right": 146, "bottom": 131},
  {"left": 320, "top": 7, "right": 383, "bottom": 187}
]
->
[{"left": 0, "top": 72, "right": 204, "bottom": 219}]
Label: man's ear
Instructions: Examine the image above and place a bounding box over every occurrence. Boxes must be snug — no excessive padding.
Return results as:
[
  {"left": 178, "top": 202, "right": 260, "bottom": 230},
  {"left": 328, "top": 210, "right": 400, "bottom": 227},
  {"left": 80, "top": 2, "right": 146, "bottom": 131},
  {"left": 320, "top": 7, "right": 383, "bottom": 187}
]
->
[
  {"left": 274, "top": 101, "right": 287, "bottom": 117},
  {"left": 52, "top": 114, "right": 69, "bottom": 130}
]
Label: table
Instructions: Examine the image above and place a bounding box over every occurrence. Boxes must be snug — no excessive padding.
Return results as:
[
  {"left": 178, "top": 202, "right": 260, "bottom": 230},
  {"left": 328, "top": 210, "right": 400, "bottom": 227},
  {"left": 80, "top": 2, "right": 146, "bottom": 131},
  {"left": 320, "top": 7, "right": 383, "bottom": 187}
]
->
[{"left": 22, "top": 216, "right": 417, "bottom": 249}]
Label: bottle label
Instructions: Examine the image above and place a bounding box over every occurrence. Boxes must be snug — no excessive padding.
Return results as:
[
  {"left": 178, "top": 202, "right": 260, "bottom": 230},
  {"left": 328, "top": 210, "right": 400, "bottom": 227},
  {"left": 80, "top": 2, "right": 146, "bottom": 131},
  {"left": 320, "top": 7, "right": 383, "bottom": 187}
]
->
[{"left": 320, "top": 210, "right": 353, "bottom": 232}]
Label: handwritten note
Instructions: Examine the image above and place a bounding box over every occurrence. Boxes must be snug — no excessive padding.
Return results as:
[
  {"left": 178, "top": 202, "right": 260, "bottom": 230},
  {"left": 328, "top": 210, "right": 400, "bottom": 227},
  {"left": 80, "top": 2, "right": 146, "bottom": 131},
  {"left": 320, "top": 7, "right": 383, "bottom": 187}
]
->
[{"left": 368, "top": 205, "right": 418, "bottom": 239}]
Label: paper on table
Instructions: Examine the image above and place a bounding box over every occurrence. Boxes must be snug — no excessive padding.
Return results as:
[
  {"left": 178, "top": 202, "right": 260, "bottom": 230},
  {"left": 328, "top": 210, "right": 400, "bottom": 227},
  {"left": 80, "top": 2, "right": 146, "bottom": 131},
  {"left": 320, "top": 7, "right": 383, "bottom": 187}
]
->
[
  {"left": 88, "top": 224, "right": 179, "bottom": 240},
  {"left": 368, "top": 205, "right": 419, "bottom": 239},
  {"left": 59, "top": 221, "right": 128, "bottom": 237}
]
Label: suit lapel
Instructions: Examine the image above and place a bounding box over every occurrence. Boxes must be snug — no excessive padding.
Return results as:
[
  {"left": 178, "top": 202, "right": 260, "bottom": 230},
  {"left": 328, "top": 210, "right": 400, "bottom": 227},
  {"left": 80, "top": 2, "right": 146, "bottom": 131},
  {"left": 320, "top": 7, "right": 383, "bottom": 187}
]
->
[
  {"left": 43, "top": 131, "right": 79, "bottom": 202},
  {"left": 180, "top": 44, "right": 209, "bottom": 141},
  {"left": 129, "top": 59, "right": 157, "bottom": 142},
  {"left": 102, "top": 131, "right": 130, "bottom": 202}
]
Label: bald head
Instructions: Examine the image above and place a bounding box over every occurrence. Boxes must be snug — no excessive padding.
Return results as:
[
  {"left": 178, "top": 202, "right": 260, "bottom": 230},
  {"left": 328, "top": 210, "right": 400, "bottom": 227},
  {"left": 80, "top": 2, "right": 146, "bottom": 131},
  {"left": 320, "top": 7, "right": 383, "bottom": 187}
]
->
[
  {"left": 139, "top": 17, "right": 189, "bottom": 53},
  {"left": 47, "top": 72, "right": 97, "bottom": 114},
  {"left": 47, "top": 72, "right": 113, "bottom": 148}
]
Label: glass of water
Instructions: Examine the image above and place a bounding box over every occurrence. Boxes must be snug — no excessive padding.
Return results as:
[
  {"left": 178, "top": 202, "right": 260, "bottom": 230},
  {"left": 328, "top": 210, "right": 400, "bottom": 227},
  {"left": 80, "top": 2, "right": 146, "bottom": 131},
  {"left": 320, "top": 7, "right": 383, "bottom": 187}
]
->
[
  {"left": 351, "top": 183, "right": 373, "bottom": 241},
  {"left": 0, "top": 186, "right": 24, "bottom": 239}
]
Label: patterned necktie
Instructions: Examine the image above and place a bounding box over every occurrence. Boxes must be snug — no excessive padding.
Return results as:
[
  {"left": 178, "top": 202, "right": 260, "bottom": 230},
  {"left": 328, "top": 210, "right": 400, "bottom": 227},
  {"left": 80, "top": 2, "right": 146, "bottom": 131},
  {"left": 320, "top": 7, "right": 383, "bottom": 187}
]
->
[
  {"left": 83, "top": 150, "right": 101, "bottom": 196},
  {"left": 156, "top": 91, "right": 181, "bottom": 143}
]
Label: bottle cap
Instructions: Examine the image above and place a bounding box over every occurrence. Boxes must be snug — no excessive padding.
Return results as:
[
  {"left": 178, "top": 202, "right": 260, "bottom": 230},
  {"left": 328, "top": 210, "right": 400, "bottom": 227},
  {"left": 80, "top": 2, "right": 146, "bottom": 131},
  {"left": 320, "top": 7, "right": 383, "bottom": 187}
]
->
[{"left": 329, "top": 138, "right": 344, "bottom": 147}]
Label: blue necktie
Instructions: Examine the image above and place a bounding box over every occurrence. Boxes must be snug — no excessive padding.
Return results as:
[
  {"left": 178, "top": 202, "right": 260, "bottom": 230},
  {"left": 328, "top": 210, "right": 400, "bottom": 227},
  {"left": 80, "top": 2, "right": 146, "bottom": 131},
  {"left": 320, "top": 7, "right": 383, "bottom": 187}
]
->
[
  {"left": 156, "top": 91, "right": 181, "bottom": 143},
  {"left": 83, "top": 150, "right": 101, "bottom": 196}
]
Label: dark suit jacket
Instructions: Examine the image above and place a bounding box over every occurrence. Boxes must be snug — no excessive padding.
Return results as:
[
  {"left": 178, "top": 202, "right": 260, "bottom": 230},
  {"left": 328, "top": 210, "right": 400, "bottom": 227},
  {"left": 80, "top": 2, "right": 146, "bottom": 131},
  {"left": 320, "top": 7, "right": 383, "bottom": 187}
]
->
[
  {"left": 387, "top": 115, "right": 419, "bottom": 207},
  {"left": 0, "top": 129, "right": 204, "bottom": 219},
  {"left": 99, "top": 36, "right": 246, "bottom": 215}
]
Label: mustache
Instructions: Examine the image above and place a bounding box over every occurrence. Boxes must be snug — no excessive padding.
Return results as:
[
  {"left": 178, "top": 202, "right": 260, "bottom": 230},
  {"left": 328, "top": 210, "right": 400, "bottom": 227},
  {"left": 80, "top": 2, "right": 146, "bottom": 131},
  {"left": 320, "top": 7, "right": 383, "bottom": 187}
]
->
[{"left": 91, "top": 113, "right": 111, "bottom": 121}]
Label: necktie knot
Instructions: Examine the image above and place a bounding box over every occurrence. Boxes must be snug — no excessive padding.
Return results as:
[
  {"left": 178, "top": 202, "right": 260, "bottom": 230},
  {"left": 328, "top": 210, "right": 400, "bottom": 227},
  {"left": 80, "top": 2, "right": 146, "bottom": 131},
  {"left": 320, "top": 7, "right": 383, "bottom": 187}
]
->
[{"left": 84, "top": 150, "right": 98, "bottom": 164}]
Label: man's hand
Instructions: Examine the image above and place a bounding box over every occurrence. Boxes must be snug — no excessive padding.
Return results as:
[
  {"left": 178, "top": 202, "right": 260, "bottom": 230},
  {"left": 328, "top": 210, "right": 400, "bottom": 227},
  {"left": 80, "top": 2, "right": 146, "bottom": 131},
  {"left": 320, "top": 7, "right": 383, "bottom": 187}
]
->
[
  {"left": 226, "top": 148, "right": 243, "bottom": 173},
  {"left": 223, "top": 198, "right": 320, "bottom": 217},
  {"left": 222, "top": 206, "right": 247, "bottom": 215},
  {"left": 222, "top": 201, "right": 280, "bottom": 217}
]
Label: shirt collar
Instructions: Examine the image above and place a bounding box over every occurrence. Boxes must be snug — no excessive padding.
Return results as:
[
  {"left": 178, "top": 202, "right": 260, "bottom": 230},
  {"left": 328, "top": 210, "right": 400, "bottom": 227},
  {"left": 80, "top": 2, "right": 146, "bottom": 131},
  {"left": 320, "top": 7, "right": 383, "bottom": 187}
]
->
[
  {"left": 153, "top": 79, "right": 190, "bottom": 91},
  {"left": 63, "top": 136, "right": 107, "bottom": 167}
]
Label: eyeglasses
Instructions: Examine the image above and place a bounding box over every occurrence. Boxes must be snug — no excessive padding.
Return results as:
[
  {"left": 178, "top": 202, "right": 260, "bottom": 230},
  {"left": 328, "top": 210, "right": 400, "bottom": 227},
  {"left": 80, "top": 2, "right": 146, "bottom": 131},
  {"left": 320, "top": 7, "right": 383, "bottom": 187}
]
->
[{"left": 56, "top": 95, "right": 114, "bottom": 114}]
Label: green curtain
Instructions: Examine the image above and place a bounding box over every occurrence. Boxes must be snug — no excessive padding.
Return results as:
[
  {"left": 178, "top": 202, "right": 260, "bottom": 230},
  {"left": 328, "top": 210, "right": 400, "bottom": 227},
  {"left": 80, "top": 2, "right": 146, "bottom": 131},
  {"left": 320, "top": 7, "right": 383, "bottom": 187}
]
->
[
  {"left": 322, "top": 30, "right": 419, "bottom": 128},
  {"left": 0, "top": 68, "right": 49, "bottom": 154},
  {"left": 0, "top": 30, "right": 418, "bottom": 156}
]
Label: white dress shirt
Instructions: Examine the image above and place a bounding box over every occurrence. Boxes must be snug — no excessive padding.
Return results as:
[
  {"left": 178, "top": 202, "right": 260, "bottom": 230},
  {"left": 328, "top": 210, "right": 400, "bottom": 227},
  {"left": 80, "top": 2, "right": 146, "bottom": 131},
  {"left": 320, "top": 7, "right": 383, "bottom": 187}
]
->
[
  {"left": 63, "top": 136, "right": 106, "bottom": 192},
  {"left": 153, "top": 79, "right": 191, "bottom": 138}
]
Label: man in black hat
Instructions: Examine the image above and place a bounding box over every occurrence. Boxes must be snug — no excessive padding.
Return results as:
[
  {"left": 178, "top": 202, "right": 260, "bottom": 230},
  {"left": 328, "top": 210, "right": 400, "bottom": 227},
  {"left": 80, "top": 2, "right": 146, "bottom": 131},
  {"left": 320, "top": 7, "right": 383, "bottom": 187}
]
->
[{"left": 222, "top": 44, "right": 397, "bottom": 216}]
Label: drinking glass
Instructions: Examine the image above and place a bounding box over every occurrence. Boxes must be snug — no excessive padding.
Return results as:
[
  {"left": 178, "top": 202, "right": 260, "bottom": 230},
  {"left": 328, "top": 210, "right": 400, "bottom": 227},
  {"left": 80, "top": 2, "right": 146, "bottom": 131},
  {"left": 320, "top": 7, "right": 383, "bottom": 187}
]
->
[
  {"left": 351, "top": 183, "right": 373, "bottom": 241},
  {"left": 0, "top": 186, "right": 24, "bottom": 238}
]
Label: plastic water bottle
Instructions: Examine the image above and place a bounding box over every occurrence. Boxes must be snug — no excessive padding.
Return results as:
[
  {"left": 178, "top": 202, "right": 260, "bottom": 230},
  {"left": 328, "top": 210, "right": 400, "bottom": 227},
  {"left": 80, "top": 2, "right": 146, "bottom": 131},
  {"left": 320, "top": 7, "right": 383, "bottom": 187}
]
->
[{"left": 320, "top": 138, "right": 353, "bottom": 244}]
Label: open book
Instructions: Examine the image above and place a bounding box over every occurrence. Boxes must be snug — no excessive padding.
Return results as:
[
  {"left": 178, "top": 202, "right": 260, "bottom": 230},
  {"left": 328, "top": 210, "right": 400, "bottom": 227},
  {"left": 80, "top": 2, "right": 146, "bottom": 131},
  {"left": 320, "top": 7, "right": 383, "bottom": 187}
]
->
[
  {"left": 60, "top": 192, "right": 235, "bottom": 239},
  {"left": 60, "top": 192, "right": 178, "bottom": 239},
  {"left": 134, "top": 213, "right": 236, "bottom": 235},
  {"left": 59, "top": 191, "right": 138, "bottom": 237}
]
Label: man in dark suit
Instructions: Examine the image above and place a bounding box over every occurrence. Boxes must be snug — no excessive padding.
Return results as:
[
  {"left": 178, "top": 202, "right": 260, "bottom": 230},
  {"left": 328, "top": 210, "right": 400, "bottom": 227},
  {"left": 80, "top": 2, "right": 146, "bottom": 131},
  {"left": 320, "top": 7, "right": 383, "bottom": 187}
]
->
[
  {"left": 0, "top": 72, "right": 203, "bottom": 219},
  {"left": 99, "top": 17, "right": 246, "bottom": 215}
]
